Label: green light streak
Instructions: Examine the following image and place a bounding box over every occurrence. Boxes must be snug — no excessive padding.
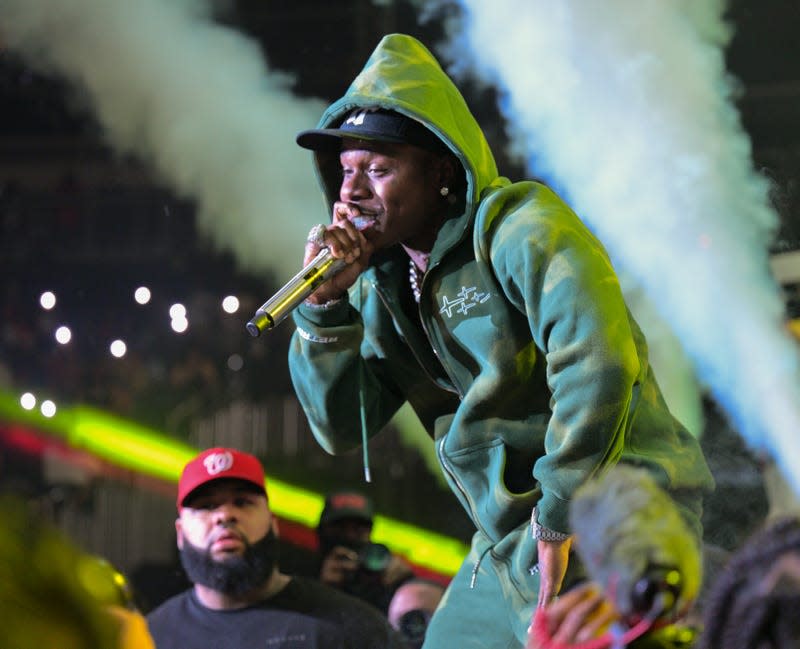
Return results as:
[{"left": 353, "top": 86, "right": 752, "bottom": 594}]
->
[{"left": 0, "top": 391, "right": 468, "bottom": 575}]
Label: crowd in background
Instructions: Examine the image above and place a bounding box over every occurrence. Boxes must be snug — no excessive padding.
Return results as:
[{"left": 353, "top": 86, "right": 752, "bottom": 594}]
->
[{"left": 0, "top": 172, "right": 294, "bottom": 431}]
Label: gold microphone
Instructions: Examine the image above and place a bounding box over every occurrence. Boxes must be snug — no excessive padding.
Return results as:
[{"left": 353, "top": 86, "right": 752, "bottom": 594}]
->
[{"left": 246, "top": 248, "right": 346, "bottom": 337}]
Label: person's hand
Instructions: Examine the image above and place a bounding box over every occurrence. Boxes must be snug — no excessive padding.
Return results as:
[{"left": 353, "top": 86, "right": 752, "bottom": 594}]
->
[
  {"left": 528, "top": 582, "right": 619, "bottom": 648},
  {"left": 381, "top": 553, "right": 414, "bottom": 588},
  {"left": 303, "top": 203, "right": 375, "bottom": 305},
  {"left": 536, "top": 537, "right": 572, "bottom": 608},
  {"left": 319, "top": 545, "right": 360, "bottom": 587}
]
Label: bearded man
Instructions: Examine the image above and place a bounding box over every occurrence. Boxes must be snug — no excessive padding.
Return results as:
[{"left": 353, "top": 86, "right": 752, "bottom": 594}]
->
[{"left": 146, "top": 447, "right": 401, "bottom": 649}]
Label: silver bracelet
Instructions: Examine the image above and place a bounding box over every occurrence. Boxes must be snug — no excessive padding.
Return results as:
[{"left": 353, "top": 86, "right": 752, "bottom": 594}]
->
[
  {"left": 531, "top": 506, "right": 571, "bottom": 542},
  {"left": 302, "top": 297, "right": 343, "bottom": 310}
]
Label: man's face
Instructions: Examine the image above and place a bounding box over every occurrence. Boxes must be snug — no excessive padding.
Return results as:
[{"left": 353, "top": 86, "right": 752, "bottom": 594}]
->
[
  {"left": 176, "top": 479, "right": 279, "bottom": 596},
  {"left": 176, "top": 479, "right": 271, "bottom": 561},
  {"left": 337, "top": 139, "right": 449, "bottom": 252},
  {"left": 318, "top": 517, "right": 372, "bottom": 555}
]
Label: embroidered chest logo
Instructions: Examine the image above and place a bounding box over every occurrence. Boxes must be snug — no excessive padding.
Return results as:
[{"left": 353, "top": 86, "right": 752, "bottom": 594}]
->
[
  {"left": 203, "top": 451, "right": 233, "bottom": 475},
  {"left": 439, "top": 286, "right": 491, "bottom": 318}
]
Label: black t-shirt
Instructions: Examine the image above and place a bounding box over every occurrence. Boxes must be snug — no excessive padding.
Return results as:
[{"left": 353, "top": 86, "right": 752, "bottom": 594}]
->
[{"left": 146, "top": 576, "right": 403, "bottom": 649}]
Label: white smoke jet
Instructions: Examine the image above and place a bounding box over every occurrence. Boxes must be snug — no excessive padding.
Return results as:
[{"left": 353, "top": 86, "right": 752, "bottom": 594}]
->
[
  {"left": 448, "top": 1, "right": 800, "bottom": 492},
  {"left": 0, "top": 0, "right": 327, "bottom": 275}
]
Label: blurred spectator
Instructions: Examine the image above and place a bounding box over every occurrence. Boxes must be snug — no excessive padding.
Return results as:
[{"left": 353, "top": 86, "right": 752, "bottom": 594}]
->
[
  {"left": 79, "top": 554, "right": 158, "bottom": 649},
  {"left": 387, "top": 578, "right": 446, "bottom": 649},
  {"left": 146, "top": 447, "right": 402, "bottom": 648},
  {"left": 0, "top": 494, "right": 155, "bottom": 649},
  {"left": 761, "top": 456, "right": 800, "bottom": 522},
  {"left": 317, "top": 490, "right": 414, "bottom": 614},
  {"left": 698, "top": 515, "right": 800, "bottom": 649},
  {"left": 683, "top": 543, "right": 730, "bottom": 631}
]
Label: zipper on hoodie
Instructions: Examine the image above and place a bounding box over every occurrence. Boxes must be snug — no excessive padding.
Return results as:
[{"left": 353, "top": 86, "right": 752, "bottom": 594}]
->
[
  {"left": 374, "top": 274, "right": 493, "bottom": 586},
  {"left": 436, "top": 437, "right": 488, "bottom": 588},
  {"left": 372, "top": 278, "right": 461, "bottom": 397},
  {"left": 352, "top": 275, "right": 459, "bottom": 482},
  {"left": 376, "top": 270, "right": 492, "bottom": 586},
  {"left": 415, "top": 260, "right": 466, "bottom": 398}
]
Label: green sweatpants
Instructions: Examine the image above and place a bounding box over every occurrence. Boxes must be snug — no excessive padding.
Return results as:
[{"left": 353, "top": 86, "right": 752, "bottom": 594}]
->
[
  {"left": 422, "top": 521, "right": 586, "bottom": 649},
  {"left": 422, "top": 496, "right": 703, "bottom": 648}
]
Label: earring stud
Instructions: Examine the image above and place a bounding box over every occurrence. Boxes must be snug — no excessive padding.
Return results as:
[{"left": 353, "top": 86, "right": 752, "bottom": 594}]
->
[{"left": 440, "top": 186, "right": 450, "bottom": 197}]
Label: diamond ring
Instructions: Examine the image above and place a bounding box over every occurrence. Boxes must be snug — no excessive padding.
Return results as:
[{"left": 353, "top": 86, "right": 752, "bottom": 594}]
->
[{"left": 307, "top": 223, "right": 327, "bottom": 248}]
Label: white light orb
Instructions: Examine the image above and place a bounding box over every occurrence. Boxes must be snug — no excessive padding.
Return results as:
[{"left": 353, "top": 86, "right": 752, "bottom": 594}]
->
[
  {"left": 135, "top": 286, "right": 152, "bottom": 304},
  {"left": 41, "top": 400, "right": 57, "bottom": 417},
  {"left": 40, "top": 291, "right": 56, "bottom": 310},
  {"left": 169, "top": 303, "right": 186, "bottom": 319},
  {"left": 20, "top": 392, "right": 36, "bottom": 410},
  {"left": 55, "top": 326, "right": 72, "bottom": 344},
  {"left": 222, "top": 295, "right": 240, "bottom": 314},
  {"left": 171, "top": 317, "right": 189, "bottom": 333},
  {"left": 110, "top": 339, "right": 127, "bottom": 358}
]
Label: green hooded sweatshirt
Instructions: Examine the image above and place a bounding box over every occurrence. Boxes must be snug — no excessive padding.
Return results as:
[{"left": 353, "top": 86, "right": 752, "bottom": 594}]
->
[{"left": 289, "top": 33, "right": 713, "bottom": 541}]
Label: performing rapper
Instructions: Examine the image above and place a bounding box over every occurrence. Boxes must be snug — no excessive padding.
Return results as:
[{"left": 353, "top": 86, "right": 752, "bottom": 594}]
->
[{"left": 287, "top": 33, "right": 714, "bottom": 649}]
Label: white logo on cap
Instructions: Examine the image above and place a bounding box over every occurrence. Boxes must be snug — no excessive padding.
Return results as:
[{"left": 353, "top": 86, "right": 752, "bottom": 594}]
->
[
  {"left": 344, "top": 107, "right": 377, "bottom": 127},
  {"left": 204, "top": 451, "right": 233, "bottom": 475}
]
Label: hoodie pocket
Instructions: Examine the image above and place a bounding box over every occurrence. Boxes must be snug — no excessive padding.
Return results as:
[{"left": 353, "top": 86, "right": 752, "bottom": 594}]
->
[{"left": 442, "top": 437, "right": 538, "bottom": 542}]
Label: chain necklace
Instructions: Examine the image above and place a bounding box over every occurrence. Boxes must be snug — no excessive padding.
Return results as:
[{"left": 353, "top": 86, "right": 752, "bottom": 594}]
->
[{"left": 408, "top": 259, "right": 423, "bottom": 303}]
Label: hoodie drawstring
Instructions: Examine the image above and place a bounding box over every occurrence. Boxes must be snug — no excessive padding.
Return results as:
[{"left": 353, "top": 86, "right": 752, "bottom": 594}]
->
[
  {"left": 354, "top": 276, "right": 371, "bottom": 482},
  {"left": 470, "top": 544, "right": 492, "bottom": 589},
  {"left": 359, "top": 364, "right": 371, "bottom": 483}
]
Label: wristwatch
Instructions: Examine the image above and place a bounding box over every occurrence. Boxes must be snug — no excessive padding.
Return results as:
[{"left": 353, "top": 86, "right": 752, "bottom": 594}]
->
[{"left": 531, "top": 506, "right": 571, "bottom": 542}]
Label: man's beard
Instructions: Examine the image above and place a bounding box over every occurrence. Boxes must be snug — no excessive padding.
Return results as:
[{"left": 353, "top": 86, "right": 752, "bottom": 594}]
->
[{"left": 180, "top": 527, "right": 280, "bottom": 598}]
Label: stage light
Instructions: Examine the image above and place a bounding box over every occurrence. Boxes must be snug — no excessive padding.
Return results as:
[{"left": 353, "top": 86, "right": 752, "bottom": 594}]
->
[
  {"left": 134, "top": 286, "right": 151, "bottom": 304},
  {"left": 110, "top": 339, "right": 127, "bottom": 358},
  {"left": 20, "top": 392, "right": 36, "bottom": 410},
  {"left": 55, "top": 325, "right": 72, "bottom": 344},
  {"left": 40, "top": 291, "right": 56, "bottom": 310},
  {"left": 41, "top": 399, "right": 57, "bottom": 417},
  {"left": 171, "top": 317, "right": 188, "bottom": 333},
  {"left": 169, "top": 303, "right": 186, "bottom": 319},
  {"left": 222, "top": 295, "right": 239, "bottom": 314}
]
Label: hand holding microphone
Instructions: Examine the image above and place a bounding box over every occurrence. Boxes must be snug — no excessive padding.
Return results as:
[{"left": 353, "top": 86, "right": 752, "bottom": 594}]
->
[
  {"left": 247, "top": 211, "right": 373, "bottom": 336},
  {"left": 302, "top": 215, "right": 373, "bottom": 306}
]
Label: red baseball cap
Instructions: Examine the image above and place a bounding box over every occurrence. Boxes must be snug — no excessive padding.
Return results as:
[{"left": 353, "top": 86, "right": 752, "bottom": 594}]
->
[{"left": 177, "top": 447, "right": 266, "bottom": 509}]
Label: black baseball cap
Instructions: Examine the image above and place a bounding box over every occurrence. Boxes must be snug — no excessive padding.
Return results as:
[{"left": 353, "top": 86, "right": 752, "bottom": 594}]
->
[
  {"left": 318, "top": 491, "right": 374, "bottom": 527},
  {"left": 297, "top": 107, "right": 446, "bottom": 153}
]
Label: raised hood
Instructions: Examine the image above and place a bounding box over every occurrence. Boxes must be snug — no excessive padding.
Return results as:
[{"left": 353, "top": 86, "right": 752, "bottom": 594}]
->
[{"left": 307, "top": 33, "right": 499, "bottom": 225}]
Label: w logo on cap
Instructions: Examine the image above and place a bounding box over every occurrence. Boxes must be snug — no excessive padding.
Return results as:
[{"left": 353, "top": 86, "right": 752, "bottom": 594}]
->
[
  {"left": 178, "top": 448, "right": 266, "bottom": 509},
  {"left": 203, "top": 451, "right": 234, "bottom": 475}
]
